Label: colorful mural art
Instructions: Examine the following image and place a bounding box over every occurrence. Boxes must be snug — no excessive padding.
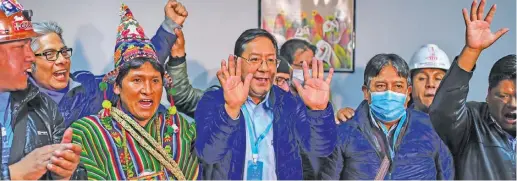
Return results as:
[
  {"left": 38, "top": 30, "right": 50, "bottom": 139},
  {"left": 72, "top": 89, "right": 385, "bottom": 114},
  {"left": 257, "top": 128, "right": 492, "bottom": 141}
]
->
[{"left": 260, "top": 0, "right": 355, "bottom": 72}]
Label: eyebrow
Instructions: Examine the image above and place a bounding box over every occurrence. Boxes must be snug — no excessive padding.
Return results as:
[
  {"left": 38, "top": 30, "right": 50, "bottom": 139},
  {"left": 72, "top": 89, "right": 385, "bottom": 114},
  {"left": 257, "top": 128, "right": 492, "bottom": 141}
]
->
[
  {"left": 249, "top": 52, "right": 275, "bottom": 56},
  {"left": 42, "top": 46, "right": 67, "bottom": 52},
  {"left": 129, "top": 72, "right": 161, "bottom": 78}
]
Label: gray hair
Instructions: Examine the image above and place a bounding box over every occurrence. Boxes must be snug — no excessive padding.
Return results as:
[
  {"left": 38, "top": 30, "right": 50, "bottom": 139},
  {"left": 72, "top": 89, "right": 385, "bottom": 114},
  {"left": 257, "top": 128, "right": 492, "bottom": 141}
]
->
[
  {"left": 30, "top": 21, "right": 65, "bottom": 52},
  {"left": 364, "top": 53, "right": 411, "bottom": 88}
]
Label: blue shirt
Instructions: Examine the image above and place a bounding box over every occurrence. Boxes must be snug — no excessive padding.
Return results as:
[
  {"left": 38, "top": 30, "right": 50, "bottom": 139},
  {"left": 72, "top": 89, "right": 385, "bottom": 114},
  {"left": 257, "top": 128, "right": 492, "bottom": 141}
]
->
[
  {"left": 0, "top": 92, "right": 12, "bottom": 179},
  {"left": 370, "top": 112, "right": 398, "bottom": 143},
  {"left": 242, "top": 92, "right": 277, "bottom": 180},
  {"left": 370, "top": 111, "right": 403, "bottom": 159}
]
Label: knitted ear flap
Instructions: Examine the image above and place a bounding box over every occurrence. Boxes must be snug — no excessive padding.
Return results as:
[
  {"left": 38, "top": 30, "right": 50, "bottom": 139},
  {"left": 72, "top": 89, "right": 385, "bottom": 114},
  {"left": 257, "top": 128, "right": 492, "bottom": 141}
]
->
[
  {"left": 98, "top": 67, "right": 121, "bottom": 118},
  {"left": 164, "top": 73, "right": 177, "bottom": 115},
  {"left": 99, "top": 80, "right": 112, "bottom": 118}
]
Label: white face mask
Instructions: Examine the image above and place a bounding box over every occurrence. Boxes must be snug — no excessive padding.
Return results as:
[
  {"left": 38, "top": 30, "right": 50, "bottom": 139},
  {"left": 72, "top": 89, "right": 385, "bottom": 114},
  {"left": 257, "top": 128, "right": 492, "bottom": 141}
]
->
[{"left": 292, "top": 69, "right": 312, "bottom": 84}]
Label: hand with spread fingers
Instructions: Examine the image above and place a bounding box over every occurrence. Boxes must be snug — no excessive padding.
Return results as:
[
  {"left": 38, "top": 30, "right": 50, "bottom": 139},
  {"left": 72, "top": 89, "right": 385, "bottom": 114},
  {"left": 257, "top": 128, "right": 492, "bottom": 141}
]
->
[
  {"left": 293, "top": 59, "right": 334, "bottom": 111},
  {"left": 458, "top": 0, "right": 510, "bottom": 71},
  {"left": 165, "top": 0, "right": 188, "bottom": 26},
  {"left": 47, "top": 128, "right": 82, "bottom": 180},
  {"left": 463, "top": 0, "right": 509, "bottom": 51},
  {"left": 217, "top": 55, "right": 253, "bottom": 118},
  {"left": 336, "top": 107, "right": 355, "bottom": 124}
]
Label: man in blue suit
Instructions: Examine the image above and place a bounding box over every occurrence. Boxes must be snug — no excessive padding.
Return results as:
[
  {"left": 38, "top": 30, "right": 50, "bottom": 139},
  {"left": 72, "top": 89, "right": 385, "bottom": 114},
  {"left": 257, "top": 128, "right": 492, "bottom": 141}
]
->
[
  {"left": 321, "top": 53, "right": 454, "bottom": 180},
  {"left": 195, "top": 28, "right": 337, "bottom": 180}
]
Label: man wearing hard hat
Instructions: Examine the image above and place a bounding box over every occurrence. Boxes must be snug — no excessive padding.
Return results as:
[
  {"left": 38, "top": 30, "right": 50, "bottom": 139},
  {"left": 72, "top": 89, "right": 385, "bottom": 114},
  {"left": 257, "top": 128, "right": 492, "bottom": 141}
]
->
[
  {"left": 0, "top": 0, "right": 84, "bottom": 180},
  {"left": 335, "top": 44, "right": 451, "bottom": 122},
  {"left": 407, "top": 44, "right": 451, "bottom": 113}
]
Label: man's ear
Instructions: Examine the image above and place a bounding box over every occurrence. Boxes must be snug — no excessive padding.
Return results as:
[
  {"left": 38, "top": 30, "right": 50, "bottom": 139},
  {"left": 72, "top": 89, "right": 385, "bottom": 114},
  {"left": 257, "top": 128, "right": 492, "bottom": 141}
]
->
[
  {"left": 362, "top": 85, "right": 370, "bottom": 102},
  {"left": 486, "top": 88, "right": 491, "bottom": 103},
  {"left": 114, "top": 83, "right": 121, "bottom": 95},
  {"left": 406, "top": 86, "right": 413, "bottom": 106}
]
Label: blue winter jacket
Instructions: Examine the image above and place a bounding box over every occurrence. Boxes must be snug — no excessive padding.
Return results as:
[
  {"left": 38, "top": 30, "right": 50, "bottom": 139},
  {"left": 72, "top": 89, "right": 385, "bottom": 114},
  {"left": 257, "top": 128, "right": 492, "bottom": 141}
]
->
[
  {"left": 319, "top": 100, "right": 454, "bottom": 180},
  {"left": 48, "top": 25, "right": 177, "bottom": 127},
  {"left": 195, "top": 86, "right": 337, "bottom": 180}
]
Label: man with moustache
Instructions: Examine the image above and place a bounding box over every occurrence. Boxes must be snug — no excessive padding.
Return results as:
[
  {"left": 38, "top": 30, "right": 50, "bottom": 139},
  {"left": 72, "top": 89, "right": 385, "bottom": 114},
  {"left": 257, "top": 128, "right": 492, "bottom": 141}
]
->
[
  {"left": 429, "top": 0, "right": 515, "bottom": 179},
  {"left": 29, "top": 0, "right": 188, "bottom": 126},
  {"left": 0, "top": 0, "right": 84, "bottom": 179},
  {"left": 195, "top": 29, "right": 336, "bottom": 180}
]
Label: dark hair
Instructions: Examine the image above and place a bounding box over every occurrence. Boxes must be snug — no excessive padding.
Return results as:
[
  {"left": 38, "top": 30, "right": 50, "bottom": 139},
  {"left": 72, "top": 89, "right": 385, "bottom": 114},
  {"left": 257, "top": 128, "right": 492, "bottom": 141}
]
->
[
  {"left": 276, "top": 56, "right": 291, "bottom": 74},
  {"left": 115, "top": 58, "right": 165, "bottom": 87},
  {"left": 234, "top": 28, "right": 278, "bottom": 57},
  {"left": 364, "top": 53, "right": 410, "bottom": 87},
  {"left": 488, "top": 54, "right": 516, "bottom": 90},
  {"left": 279, "top": 39, "right": 316, "bottom": 64}
]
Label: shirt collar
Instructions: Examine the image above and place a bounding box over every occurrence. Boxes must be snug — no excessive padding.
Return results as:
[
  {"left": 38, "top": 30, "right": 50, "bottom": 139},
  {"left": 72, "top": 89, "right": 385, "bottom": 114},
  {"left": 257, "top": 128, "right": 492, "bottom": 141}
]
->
[{"left": 246, "top": 91, "right": 272, "bottom": 110}]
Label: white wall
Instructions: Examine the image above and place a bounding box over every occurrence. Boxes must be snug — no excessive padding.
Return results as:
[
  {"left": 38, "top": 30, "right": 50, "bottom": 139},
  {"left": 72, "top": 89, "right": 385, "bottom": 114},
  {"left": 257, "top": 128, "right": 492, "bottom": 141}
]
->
[{"left": 21, "top": 0, "right": 516, "bottom": 110}]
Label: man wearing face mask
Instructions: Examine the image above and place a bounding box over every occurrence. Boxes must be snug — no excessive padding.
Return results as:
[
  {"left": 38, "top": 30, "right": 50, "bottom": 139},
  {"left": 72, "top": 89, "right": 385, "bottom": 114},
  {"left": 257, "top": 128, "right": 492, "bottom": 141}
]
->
[
  {"left": 335, "top": 44, "right": 451, "bottom": 122},
  {"left": 429, "top": 0, "right": 514, "bottom": 179},
  {"left": 317, "top": 54, "right": 453, "bottom": 180},
  {"left": 280, "top": 39, "right": 316, "bottom": 91}
]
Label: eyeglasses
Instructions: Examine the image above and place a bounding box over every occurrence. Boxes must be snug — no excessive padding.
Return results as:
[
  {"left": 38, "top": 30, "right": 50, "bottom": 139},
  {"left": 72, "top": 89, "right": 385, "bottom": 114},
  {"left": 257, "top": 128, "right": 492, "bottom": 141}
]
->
[
  {"left": 239, "top": 56, "right": 280, "bottom": 68},
  {"left": 275, "top": 77, "right": 290, "bottom": 86},
  {"left": 35, "top": 47, "right": 73, "bottom": 61}
]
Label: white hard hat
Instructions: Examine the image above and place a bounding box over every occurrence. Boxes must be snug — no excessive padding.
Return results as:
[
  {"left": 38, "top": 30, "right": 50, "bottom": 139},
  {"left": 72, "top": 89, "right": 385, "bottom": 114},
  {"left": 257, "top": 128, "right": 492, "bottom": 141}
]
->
[{"left": 409, "top": 44, "right": 451, "bottom": 70}]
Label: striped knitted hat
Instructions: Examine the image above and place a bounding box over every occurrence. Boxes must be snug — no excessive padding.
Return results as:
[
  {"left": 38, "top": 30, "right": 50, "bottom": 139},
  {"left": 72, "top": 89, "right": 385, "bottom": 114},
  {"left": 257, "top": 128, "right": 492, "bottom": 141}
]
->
[{"left": 99, "top": 3, "right": 177, "bottom": 118}]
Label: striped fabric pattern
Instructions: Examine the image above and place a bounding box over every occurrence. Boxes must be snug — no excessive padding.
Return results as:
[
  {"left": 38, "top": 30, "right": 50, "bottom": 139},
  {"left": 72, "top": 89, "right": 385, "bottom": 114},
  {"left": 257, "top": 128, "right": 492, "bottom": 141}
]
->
[{"left": 71, "top": 112, "right": 198, "bottom": 180}]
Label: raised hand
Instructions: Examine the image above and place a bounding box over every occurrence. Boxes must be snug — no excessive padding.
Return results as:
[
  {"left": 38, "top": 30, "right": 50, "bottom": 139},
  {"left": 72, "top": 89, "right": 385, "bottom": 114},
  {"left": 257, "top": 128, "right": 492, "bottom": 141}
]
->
[
  {"left": 217, "top": 55, "right": 253, "bottom": 118},
  {"left": 293, "top": 59, "right": 334, "bottom": 111},
  {"left": 171, "top": 28, "right": 185, "bottom": 57},
  {"left": 463, "top": 0, "right": 509, "bottom": 51},
  {"left": 165, "top": 0, "right": 188, "bottom": 26}
]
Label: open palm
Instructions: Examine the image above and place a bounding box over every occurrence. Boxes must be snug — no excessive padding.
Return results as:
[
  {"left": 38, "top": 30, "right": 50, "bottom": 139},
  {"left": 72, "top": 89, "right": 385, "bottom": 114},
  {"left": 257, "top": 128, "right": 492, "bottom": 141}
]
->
[
  {"left": 217, "top": 55, "right": 252, "bottom": 109},
  {"left": 463, "top": 0, "right": 509, "bottom": 51},
  {"left": 293, "top": 59, "right": 334, "bottom": 110}
]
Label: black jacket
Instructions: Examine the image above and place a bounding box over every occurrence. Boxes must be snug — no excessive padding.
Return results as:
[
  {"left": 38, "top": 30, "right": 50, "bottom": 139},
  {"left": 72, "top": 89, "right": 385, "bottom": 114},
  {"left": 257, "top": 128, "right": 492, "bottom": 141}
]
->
[
  {"left": 0, "top": 83, "right": 86, "bottom": 180},
  {"left": 429, "top": 60, "right": 516, "bottom": 180}
]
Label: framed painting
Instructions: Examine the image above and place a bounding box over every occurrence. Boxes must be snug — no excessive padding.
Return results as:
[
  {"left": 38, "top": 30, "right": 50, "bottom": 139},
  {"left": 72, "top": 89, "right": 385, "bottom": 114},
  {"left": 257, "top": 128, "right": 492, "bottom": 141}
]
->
[{"left": 259, "top": 0, "right": 356, "bottom": 72}]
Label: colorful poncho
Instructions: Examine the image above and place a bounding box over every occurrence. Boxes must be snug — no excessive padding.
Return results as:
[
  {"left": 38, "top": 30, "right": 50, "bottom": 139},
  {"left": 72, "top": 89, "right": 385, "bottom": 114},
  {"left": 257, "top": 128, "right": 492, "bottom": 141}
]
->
[{"left": 71, "top": 108, "right": 198, "bottom": 180}]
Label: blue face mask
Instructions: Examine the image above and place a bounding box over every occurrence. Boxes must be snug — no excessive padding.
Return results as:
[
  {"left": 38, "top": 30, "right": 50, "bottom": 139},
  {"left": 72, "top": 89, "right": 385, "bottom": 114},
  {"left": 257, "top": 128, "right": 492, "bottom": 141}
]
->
[{"left": 369, "top": 90, "right": 407, "bottom": 123}]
